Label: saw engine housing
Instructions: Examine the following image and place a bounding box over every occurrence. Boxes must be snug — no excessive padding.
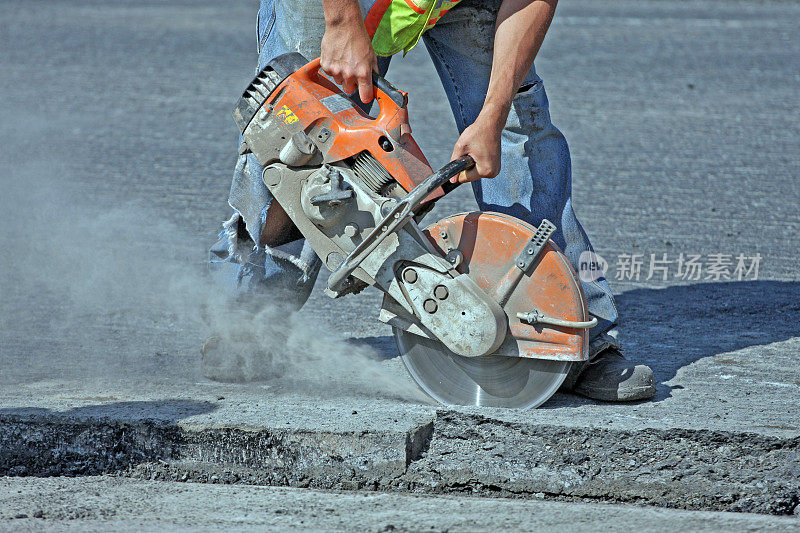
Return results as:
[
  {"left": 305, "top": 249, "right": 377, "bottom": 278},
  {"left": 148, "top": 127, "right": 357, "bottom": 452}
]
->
[{"left": 234, "top": 53, "right": 595, "bottom": 407}]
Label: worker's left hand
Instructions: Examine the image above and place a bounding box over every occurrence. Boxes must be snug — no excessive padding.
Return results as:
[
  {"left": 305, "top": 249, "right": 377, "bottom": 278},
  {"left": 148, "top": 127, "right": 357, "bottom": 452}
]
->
[{"left": 450, "top": 114, "right": 503, "bottom": 183}]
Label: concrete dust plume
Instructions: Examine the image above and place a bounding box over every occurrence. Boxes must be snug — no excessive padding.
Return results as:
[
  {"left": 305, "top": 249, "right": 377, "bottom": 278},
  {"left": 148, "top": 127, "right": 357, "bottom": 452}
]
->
[{"left": 0, "top": 152, "right": 426, "bottom": 403}]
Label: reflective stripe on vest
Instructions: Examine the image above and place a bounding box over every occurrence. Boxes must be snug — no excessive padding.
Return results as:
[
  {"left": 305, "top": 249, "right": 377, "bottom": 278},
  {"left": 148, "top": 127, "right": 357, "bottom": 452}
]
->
[{"left": 365, "top": 0, "right": 462, "bottom": 57}]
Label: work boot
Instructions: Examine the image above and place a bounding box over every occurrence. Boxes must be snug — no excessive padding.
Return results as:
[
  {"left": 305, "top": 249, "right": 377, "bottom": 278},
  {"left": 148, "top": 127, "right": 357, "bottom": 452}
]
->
[{"left": 561, "top": 335, "right": 656, "bottom": 401}]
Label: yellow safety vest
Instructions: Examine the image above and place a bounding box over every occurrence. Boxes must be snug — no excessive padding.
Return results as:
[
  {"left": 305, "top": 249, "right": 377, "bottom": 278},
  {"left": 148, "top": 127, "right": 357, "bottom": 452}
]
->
[{"left": 365, "top": 0, "right": 462, "bottom": 57}]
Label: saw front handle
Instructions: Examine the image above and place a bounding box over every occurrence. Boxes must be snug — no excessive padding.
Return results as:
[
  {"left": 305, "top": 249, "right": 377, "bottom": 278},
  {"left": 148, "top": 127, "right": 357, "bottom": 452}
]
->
[{"left": 327, "top": 156, "right": 475, "bottom": 293}]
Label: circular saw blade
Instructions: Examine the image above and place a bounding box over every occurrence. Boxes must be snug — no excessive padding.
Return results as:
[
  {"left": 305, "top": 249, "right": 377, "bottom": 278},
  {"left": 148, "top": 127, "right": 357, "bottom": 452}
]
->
[
  {"left": 390, "top": 211, "right": 589, "bottom": 409},
  {"left": 397, "top": 328, "right": 571, "bottom": 409}
]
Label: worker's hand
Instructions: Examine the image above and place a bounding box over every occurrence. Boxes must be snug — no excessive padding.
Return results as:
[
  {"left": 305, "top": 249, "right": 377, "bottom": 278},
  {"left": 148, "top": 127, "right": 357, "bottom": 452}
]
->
[
  {"left": 320, "top": 5, "right": 378, "bottom": 104},
  {"left": 450, "top": 113, "right": 503, "bottom": 183}
]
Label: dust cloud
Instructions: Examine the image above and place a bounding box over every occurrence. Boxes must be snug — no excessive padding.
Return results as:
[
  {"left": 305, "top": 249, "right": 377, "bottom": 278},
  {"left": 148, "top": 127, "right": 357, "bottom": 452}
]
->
[{"left": 0, "top": 155, "right": 427, "bottom": 403}]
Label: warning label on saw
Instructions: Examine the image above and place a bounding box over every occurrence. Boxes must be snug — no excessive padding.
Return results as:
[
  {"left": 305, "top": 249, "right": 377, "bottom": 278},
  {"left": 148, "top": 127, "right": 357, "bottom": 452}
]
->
[
  {"left": 276, "top": 105, "right": 299, "bottom": 124},
  {"left": 321, "top": 93, "right": 357, "bottom": 114}
]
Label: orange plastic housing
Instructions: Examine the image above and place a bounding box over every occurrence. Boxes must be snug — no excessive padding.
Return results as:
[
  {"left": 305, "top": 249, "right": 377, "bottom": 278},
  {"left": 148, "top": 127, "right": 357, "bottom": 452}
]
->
[{"left": 266, "top": 58, "right": 440, "bottom": 198}]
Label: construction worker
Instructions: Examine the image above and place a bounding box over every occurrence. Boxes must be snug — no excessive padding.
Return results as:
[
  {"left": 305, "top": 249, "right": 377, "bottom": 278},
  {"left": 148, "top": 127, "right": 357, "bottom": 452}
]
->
[{"left": 208, "top": 0, "right": 656, "bottom": 401}]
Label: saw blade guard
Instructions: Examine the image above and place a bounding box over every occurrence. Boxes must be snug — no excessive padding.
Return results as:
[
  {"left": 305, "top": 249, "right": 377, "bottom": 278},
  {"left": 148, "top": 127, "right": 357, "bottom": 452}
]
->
[
  {"left": 382, "top": 212, "right": 591, "bottom": 363},
  {"left": 387, "top": 213, "right": 591, "bottom": 408}
]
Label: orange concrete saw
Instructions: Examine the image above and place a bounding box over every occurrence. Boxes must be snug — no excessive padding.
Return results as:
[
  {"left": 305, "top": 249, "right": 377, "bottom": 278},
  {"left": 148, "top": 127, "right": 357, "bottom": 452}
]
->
[{"left": 234, "top": 53, "right": 596, "bottom": 408}]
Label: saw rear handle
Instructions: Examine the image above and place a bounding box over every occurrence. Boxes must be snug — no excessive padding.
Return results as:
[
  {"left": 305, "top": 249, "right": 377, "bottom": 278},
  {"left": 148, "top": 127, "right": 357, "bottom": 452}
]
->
[
  {"left": 304, "top": 58, "right": 409, "bottom": 138},
  {"left": 370, "top": 71, "right": 407, "bottom": 108}
]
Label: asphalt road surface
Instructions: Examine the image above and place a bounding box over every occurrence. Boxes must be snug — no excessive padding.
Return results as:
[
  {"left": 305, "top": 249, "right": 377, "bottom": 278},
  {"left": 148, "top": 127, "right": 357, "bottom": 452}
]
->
[{"left": 1, "top": 0, "right": 799, "bottom": 529}]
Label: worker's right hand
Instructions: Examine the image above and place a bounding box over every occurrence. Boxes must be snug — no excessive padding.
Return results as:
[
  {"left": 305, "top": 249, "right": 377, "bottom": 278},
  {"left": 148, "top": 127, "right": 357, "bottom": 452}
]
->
[
  {"left": 450, "top": 112, "right": 503, "bottom": 183},
  {"left": 320, "top": 7, "right": 378, "bottom": 104}
]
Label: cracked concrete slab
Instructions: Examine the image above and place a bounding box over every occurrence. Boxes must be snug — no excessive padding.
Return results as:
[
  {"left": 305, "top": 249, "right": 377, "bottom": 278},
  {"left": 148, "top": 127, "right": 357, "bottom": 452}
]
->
[{"left": 1, "top": 379, "right": 799, "bottom": 514}]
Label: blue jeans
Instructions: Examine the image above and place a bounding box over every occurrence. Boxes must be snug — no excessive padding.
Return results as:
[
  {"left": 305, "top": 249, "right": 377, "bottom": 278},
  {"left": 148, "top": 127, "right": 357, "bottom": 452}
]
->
[{"left": 210, "top": 0, "right": 619, "bottom": 339}]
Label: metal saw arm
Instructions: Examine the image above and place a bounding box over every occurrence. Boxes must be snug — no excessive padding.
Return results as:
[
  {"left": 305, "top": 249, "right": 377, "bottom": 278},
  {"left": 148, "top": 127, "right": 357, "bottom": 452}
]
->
[{"left": 326, "top": 156, "right": 474, "bottom": 293}]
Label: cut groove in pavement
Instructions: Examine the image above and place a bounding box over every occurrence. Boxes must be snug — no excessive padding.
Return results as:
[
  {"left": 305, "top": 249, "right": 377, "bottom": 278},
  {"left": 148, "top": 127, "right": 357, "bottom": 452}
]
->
[{"left": 2, "top": 409, "right": 798, "bottom": 516}]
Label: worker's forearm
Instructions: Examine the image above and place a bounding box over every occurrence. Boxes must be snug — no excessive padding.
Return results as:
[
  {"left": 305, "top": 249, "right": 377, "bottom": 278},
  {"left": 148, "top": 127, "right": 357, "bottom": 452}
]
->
[
  {"left": 481, "top": 0, "right": 557, "bottom": 124},
  {"left": 322, "top": 0, "right": 363, "bottom": 26}
]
